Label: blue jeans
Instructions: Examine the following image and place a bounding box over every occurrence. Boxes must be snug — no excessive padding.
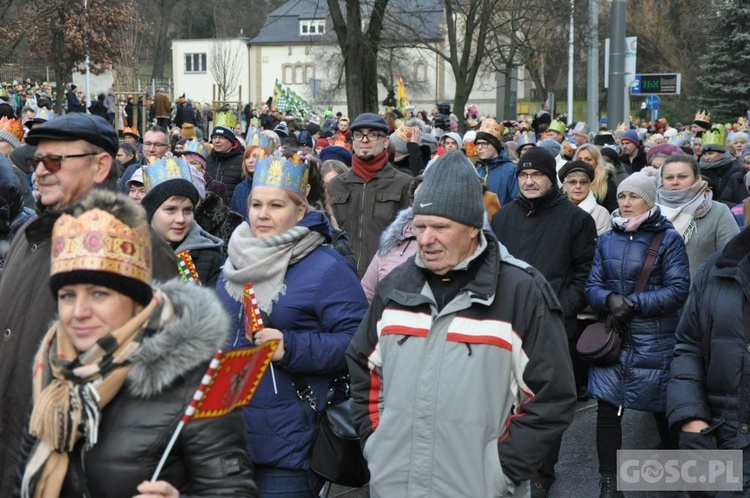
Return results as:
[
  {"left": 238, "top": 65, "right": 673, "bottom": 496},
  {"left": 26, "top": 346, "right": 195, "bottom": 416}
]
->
[{"left": 254, "top": 465, "right": 322, "bottom": 498}]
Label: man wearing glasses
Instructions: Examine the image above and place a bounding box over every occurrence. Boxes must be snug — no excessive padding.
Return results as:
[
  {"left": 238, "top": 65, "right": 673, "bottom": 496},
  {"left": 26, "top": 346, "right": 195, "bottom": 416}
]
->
[
  {"left": 119, "top": 125, "right": 171, "bottom": 190},
  {"left": 475, "top": 117, "right": 519, "bottom": 205},
  {"left": 0, "top": 113, "right": 178, "bottom": 497},
  {"left": 328, "top": 113, "right": 412, "bottom": 277},
  {"left": 491, "top": 148, "right": 597, "bottom": 498}
]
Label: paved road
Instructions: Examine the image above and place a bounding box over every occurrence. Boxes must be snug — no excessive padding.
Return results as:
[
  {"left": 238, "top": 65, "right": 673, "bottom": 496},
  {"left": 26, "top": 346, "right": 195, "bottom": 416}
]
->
[{"left": 325, "top": 397, "right": 664, "bottom": 497}]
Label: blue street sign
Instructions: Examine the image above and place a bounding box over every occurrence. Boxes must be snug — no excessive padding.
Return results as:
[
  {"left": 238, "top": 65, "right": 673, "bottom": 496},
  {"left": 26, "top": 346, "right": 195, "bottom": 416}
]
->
[{"left": 645, "top": 95, "right": 660, "bottom": 110}]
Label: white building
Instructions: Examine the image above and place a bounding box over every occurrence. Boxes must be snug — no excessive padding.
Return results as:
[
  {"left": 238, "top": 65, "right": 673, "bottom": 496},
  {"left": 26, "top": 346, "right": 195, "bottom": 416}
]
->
[{"left": 172, "top": 0, "right": 532, "bottom": 117}]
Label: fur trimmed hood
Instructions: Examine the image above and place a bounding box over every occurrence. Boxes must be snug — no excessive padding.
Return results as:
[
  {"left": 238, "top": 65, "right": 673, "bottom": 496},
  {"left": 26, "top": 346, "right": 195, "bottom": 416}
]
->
[
  {"left": 127, "top": 279, "right": 230, "bottom": 398},
  {"left": 377, "top": 207, "right": 415, "bottom": 256}
]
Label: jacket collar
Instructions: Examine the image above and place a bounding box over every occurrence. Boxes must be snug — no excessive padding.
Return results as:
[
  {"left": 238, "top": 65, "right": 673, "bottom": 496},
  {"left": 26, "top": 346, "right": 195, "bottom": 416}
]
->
[
  {"left": 515, "top": 185, "right": 564, "bottom": 215},
  {"left": 343, "top": 162, "right": 396, "bottom": 184}
]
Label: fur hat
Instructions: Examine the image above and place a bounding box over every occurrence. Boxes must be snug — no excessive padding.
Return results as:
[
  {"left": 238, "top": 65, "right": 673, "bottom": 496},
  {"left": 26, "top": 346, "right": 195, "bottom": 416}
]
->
[{"left": 412, "top": 151, "right": 484, "bottom": 228}]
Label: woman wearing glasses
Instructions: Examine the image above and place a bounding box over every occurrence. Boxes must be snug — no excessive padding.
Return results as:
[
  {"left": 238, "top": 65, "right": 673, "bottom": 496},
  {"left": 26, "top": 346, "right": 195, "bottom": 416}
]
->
[{"left": 559, "top": 160, "right": 611, "bottom": 236}]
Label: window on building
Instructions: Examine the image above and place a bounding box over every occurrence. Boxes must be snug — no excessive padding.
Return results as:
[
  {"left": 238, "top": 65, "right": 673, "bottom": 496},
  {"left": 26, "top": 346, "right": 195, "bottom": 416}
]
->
[
  {"left": 282, "top": 64, "right": 293, "bottom": 85},
  {"left": 299, "top": 19, "right": 326, "bottom": 36},
  {"left": 185, "top": 53, "right": 207, "bottom": 73},
  {"left": 415, "top": 62, "right": 428, "bottom": 83}
]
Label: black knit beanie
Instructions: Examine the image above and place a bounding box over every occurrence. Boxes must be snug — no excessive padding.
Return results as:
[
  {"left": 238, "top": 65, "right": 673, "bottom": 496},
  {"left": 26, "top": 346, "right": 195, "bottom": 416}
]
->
[{"left": 141, "top": 178, "right": 199, "bottom": 221}]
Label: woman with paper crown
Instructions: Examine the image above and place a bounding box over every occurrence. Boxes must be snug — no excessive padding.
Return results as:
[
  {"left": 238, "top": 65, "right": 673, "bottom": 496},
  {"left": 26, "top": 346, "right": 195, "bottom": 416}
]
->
[
  {"left": 141, "top": 155, "right": 224, "bottom": 287},
  {"left": 217, "top": 154, "right": 368, "bottom": 497},
  {"left": 16, "top": 190, "right": 256, "bottom": 498}
]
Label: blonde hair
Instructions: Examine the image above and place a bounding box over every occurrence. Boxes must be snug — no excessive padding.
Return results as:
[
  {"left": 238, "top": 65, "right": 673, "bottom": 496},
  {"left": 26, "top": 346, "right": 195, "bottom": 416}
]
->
[{"left": 576, "top": 144, "right": 614, "bottom": 203}]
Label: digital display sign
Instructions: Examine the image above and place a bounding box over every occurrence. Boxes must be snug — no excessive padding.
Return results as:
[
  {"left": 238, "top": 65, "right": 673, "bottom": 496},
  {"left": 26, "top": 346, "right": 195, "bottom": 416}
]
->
[{"left": 631, "top": 74, "right": 681, "bottom": 95}]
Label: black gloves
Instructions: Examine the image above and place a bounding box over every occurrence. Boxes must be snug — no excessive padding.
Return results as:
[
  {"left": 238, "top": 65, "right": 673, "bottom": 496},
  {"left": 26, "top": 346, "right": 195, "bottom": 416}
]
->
[
  {"left": 679, "top": 431, "right": 718, "bottom": 451},
  {"left": 606, "top": 293, "right": 635, "bottom": 324}
]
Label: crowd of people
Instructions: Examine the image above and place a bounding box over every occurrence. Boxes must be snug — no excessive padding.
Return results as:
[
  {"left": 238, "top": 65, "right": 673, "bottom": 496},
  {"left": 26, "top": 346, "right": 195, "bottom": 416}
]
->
[{"left": 0, "top": 91, "right": 749, "bottom": 498}]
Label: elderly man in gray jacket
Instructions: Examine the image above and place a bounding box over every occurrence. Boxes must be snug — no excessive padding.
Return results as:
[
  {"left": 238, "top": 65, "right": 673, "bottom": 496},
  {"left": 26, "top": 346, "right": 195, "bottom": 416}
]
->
[{"left": 347, "top": 151, "right": 577, "bottom": 497}]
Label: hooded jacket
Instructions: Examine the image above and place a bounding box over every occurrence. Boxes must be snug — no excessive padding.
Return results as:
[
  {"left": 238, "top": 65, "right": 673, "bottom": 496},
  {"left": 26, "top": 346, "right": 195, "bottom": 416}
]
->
[
  {"left": 173, "top": 220, "right": 224, "bottom": 287},
  {"left": 476, "top": 151, "right": 519, "bottom": 205},
  {"left": 216, "top": 211, "right": 368, "bottom": 471},
  {"left": 15, "top": 280, "right": 258, "bottom": 498},
  {"left": 586, "top": 209, "right": 690, "bottom": 412},
  {"left": 0, "top": 211, "right": 179, "bottom": 498},
  {"left": 491, "top": 187, "right": 597, "bottom": 338},
  {"left": 361, "top": 207, "right": 418, "bottom": 301},
  {"left": 206, "top": 145, "right": 246, "bottom": 200},
  {"left": 347, "top": 232, "right": 576, "bottom": 496},
  {"left": 667, "top": 227, "right": 750, "bottom": 488},
  {"left": 0, "top": 159, "right": 36, "bottom": 278}
]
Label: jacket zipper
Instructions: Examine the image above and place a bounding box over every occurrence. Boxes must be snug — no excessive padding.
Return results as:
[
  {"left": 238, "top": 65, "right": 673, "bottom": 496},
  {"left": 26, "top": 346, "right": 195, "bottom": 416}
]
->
[{"left": 357, "top": 182, "right": 367, "bottom": 270}]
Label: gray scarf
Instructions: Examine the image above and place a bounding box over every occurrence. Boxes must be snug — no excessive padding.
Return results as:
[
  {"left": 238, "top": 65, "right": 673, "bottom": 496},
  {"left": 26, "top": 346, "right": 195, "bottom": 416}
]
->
[{"left": 223, "top": 222, "right": 324, "bottom": 312}]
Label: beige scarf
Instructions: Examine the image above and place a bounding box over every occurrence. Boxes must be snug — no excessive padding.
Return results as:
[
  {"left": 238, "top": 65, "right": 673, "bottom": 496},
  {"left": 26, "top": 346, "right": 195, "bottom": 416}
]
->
[{"left": 21, "top": 291, "right": 164, "bottom": 498}]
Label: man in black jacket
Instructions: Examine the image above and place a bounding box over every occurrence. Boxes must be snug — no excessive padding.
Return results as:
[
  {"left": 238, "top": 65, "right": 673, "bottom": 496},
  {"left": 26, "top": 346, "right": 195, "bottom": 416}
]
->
[
  {"left": 491, "top": 148, "right": 597, "bottom": 498},
  {"left": 206, "top": 125, "right": 245, "bottom": 200}
]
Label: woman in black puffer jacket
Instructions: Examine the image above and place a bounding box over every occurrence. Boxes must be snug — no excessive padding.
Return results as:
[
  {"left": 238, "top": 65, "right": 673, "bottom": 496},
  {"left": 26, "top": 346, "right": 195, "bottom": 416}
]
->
[{"left": 16, "top": 191, "right": 256, "bottom": 498}]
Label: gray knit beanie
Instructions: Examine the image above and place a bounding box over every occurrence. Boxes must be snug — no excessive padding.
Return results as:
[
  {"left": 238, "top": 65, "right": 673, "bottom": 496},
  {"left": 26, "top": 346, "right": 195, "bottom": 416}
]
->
[
  {"left": 617, "top": 171, "right": 658, "bottom": 208},
  {"left": 412, "top": 150, "right": 484, "bottom": 228},
  {"left": 536, "top": 138, "right": 562, "bottom": 157}
]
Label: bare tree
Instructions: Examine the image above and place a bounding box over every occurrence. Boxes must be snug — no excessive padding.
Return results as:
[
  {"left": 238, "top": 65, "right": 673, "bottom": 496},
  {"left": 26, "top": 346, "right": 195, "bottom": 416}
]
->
[
  {"left": 327, "top": 0, "right": 390, "bottom": 117},
  {"left": 210, "top": 40, "right": 244, "bottom": 101}
]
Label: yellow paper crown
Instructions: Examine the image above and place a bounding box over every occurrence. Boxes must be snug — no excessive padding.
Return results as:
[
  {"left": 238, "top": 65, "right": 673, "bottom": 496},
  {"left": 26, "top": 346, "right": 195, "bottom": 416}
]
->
[
  {"left": 214, "top": 111, "right": 238, "bottom": 129},
  {"left": 702, "top": 125, "right": 726, "bottom": 148},
  {"left": 478, "top": 118, "right": 505, "bottom": 140},
  {"left": 616, "top": 122, "right": 628, "bottom": 132},
  {"left": 694, "top": 110, "right": 711, "bottom": 124},
  {"left": 51, "top": 208, "right": 152, "bottom": 285},
  {"left": 548, "top": 119, "right": 566, "bottom": 135}
]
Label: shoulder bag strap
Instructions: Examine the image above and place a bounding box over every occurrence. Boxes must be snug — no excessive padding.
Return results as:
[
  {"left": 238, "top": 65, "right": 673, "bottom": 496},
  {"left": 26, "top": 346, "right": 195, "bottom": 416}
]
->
[
  {"left": 289, "top": 373, "right": 319, "bottom": 412},
  {"left": 634, "top": 231, "right": 665, "bottom": 293}
]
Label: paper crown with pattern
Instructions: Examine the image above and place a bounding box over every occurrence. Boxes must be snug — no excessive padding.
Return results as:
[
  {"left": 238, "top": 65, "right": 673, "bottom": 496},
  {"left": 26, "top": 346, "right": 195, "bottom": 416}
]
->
[
  {"left": 517, "top": 131, "right": 536, "bottom": 148},
  {"left": 142, "top": 155, "right": 193, "bottom": 193},
  {"left": 478, "top": 118, "right": 505, "bottom": 140},
  {"left": 34, "top": 107, "right": 55, "bottom": 121},
  {"left": 246, "top": 129, "right": 273, "bottom": 155},
  {"left": 51, "top": 208, "right": 152, "bottom": 286},
  {"left": 0, "top": 117, "right": 24, "bottom": 141},
  {"left": 694, "top": 110, "right": 711, "bottom": 126},
  {"left": 123, "top": 126, "right": 141, "bottom": 138},
  {"left": 702, "top": 124, "right": 726, "bottom": 149},
  {"left": 252, "top": 154, "right": 308, "bottom": 195},
  {"left": 214, "top": 111, "right": 238, "bottom": 129},
  {"left": 182, "top": 140, "right": 209, "bottom": 160},
  {"left": 548, "top": 119, "right": 566, "bottom": 135}
]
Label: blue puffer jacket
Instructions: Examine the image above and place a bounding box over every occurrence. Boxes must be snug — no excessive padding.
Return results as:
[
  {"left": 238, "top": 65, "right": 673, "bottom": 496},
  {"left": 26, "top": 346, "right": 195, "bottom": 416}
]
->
[
  {"left": 216, "top": 211, "right": 368, "bottom": 470},
  {"left": 475, "top": 151, "right": 519, "bottom": 205},
  {"left": 585, "top": 209, "right": 690, "bottom": 412}
]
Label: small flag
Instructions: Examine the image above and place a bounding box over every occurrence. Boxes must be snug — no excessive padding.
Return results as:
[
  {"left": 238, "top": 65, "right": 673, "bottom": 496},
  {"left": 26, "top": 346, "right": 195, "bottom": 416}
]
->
[
  {"left": 243, "top": 283, "right": 264, "bottom": 340},
  {"left": 397, "top": 74, "right": 409, "bottom": 114},
  {"left": 176, "top": 251, "right": 201, "bottom": 285},
  {"left": 151, "top": 341, "right": 278, "bottom": 481}
]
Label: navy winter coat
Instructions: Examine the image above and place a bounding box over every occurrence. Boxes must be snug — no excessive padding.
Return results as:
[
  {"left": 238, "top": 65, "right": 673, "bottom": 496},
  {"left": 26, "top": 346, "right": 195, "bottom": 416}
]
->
[
  {"left": 216, "top": 211, "right": 368, "bottom": 470},
  {"left": 585, "top": 209, "right": 689, "bottom": 412},
  {"left": 667, "top": 227, "right": 750, "bottom": 487},
  {"left": 476, "top": 151, "right": 519, "bottom": 206}
]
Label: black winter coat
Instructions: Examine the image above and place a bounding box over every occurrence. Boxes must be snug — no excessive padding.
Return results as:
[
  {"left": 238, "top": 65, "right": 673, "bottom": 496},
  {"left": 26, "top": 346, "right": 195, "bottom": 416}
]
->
[
  {"left": 206, "top": 146, "right": 245, "bottom": 200},
  {"left": 15, "top": 281, "right": 257, "bottom": 498},
  {"left": 718, "top": 167, "right": 748, "bottom": 207},
  {"left": 0, "top": 212, "right": 179, "bottom": 498},
  {"left": 491, "top": 188, "right": 597, "bottom": 338},
  {"left": 667, "top": 227, "right": 750, "bottom": 488}
]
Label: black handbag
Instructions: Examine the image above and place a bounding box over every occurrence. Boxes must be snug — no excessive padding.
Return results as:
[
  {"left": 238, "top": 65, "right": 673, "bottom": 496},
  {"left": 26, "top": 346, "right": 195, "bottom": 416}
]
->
[
  {"left": 291, "top": 374, "right": 370, "bottom": 488},
  {"left": 576, "top": 231, "right": 664, "bottom": 365}
]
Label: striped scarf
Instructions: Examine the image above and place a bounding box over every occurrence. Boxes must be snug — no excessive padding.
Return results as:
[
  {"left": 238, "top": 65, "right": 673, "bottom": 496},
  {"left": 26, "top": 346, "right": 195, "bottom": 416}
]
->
[
  {"left": 223, "top": 222, "right": 324, "bottom": 312},
  {"left": 21, "top": 290, "right": 166, "bottom": 498}
]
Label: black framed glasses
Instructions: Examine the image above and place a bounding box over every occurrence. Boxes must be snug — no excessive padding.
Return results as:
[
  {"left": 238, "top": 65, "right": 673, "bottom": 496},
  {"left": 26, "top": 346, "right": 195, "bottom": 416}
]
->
[
  {"left": 26, "top": 152, "right": 100, "bottom": 173},
  {"left": 352, "top": 131, "right": 386, "bottom": 142},
  {"left": 143, "top": 141, "right": 169, "bottom": 148}
]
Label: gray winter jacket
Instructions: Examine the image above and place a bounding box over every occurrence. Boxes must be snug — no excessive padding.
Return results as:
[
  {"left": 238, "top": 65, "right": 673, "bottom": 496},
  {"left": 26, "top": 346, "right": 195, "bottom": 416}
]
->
[{"left": 347, "top": 231, "right": 577, "bottom": 497}]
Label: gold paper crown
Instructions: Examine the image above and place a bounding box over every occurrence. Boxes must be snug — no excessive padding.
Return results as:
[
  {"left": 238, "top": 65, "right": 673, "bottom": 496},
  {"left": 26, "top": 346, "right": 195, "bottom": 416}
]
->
[
  {"left": 214, "top": 111, "right": 238, "bottom": 129},
  {"left": 0, "top": 117, "right": 23, "bottom": 141},
  {"left": 616, "top": 123, "right": 628, "bottom": 132},
  {"left": 478, "top": 118, "right": 505, "bottom": 140},
  {"left": 694, "top": 110, "right": 711, "bottom": 124},
  {"left": 143, "top": 156, "right": 193, "bottom": 193},
  {"left": 51, "top": 208, "right": 152, "bottom": 285},
  {"left": 253, "top": 155, "right": 309, "bottom": 195}
]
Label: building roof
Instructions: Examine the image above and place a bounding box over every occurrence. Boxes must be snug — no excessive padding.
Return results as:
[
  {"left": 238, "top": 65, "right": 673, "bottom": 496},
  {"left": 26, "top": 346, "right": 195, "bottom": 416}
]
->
[{"left": 251, "top": 0, "right": 444, "bottom": 45}]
